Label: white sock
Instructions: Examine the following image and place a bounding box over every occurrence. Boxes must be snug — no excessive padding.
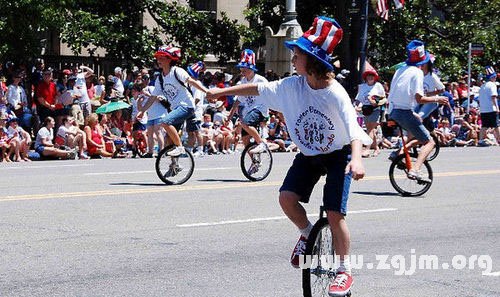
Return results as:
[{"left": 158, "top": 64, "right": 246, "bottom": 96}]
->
[
  {"left": 197, "top": 146, "right": 203, "bottom": 152},
  {"left": 338, "top": 258, "right": 352, "bottom": 275},
  {"left": 299, "top": 222, "right": 313, "bottom": 239},
  {"left": 185, "top": 147, "right": 193, "bottom": 153}
]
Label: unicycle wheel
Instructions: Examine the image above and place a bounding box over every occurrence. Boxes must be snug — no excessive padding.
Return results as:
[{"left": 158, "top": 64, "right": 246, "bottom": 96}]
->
[
  {"left": 240, "top": 143, "right": 273, "bottom": 181},
  {"left": 155, "top": 146, "right": 194, "bottom": 185}
]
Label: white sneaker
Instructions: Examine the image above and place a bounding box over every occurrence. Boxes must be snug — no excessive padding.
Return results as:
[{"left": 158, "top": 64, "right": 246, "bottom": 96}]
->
[
  {"left": 193, "top": 150, "right": 204, "bottom": 158},
  {"left": 249, "top": 142, "right": 267, "bottom": 154},
  {"left": 167, "top": 146, "right": 186, "bottom": 157}
]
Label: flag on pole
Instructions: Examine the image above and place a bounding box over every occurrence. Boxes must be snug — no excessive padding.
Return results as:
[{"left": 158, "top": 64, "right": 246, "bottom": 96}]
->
[
  {"left": 377, "top": 0, "right": 389, "bottom": 21},
  {"left": 393, "top": 0, "right": 405, "bottom": 9}
]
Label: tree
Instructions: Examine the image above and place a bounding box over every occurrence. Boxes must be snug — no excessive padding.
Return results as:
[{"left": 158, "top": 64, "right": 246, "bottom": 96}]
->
[
  {"left": 0, "top": 0, "right": 250, "bottom": 68},
  {"left": 369, "top": 0, "right": 500, "bottom": 81}
]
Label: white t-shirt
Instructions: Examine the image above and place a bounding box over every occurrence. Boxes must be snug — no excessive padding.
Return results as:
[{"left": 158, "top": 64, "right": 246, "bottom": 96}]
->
[
  {"left": 257, "top": 76, "right": 372, "bottom": 156},
  {"left": 131, "top": 95, "right": 148, "bottom": 124},
  {"left": 35, "top": 127, "right": 53, "bottom": 147},
  {"left": 74, "top": 73, "right": 90, "bottom": 103},
  {"left": 57, "top": 125, "right": 70, "bottom": 139},
  {"left": 112, "top": 76, "right": 125, "bottom": 96},
  {"left": 94, "top": 84, "right": 105, "bottom": 98},
  {"left": 151, "top": 66, "right": 195, "bottom": 110},
  {"left": 143, "top": 85, "right": 165, "bottom": 120},
  {"left": 423, "top": 72, "right": 444, "bottom": 95},
  {"left": 236, "top": 74, "right": 269, "bottom": 118},
  {"left": 191, "top": 82, "right": 206, "bottom": 121},
  {"left": 355, "top": 82, "right": 385, "bottom": 106},
  {"left": 478, "top": 81, "right": 498, "bottom": 113},
  {"left": 6, "top": 85, "right": 27, "bottom": 108},
  {"left": 388, "top": 65, "right": 424, "bottom": 111}
]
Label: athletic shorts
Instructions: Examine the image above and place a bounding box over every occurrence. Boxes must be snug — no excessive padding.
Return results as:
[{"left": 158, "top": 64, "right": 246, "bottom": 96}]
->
[
  {"left": 279, "top": 146, "right": 352, "bottom": 215},
  {"left": 390, "top": 109, "right": 431, "bottom": 142},
  {"left": 241, "top": 109, "right": 266, "bottom": 137}
]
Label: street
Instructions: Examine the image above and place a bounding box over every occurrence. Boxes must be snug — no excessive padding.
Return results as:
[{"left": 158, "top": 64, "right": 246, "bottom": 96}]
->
[{"left": 1, "top": 147, "right": 499, "bottom": 297}]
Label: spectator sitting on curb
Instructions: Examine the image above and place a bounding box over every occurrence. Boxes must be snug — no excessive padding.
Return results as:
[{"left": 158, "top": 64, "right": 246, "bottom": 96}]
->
[
  {"left": 6, "top": 117, "right": 31, "bottom": 161},
  {"left": 35, "top": 116, "right": 76, "bottom": 160},
  {"left": 56, "top": 116, "right": 89, "bottom": 159}
]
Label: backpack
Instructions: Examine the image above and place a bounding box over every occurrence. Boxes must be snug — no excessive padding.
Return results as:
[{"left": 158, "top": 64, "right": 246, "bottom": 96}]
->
[{"left": 157, "top": 66, "right": 193, "bottom": 112}]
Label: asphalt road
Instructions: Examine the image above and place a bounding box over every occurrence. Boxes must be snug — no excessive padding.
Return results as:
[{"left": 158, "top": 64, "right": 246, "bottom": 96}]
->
[{"left": 1, "top": 147, "right": 499, "bottom": 297}]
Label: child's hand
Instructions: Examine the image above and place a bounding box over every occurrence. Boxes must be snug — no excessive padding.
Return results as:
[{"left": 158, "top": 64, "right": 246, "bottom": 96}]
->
[{"left": 345, "top": 159, "right": 365, "bottom": 180}]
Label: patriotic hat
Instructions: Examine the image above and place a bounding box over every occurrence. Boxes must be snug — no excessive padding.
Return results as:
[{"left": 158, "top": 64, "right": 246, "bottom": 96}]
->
[
  {"left": 285, "top": 16, "right": 343, "bottom": 71},
  {"left": 154, "top": 46, "right": 181, "bottom": 61},
  {"left": 405, "top": 40, "right": 430, "bottom": 66},
  {"left": 485, "top": 66, "right": 497, "bottom": 80},
  {"left": 187, "top": 61, "right": 205, "bottom": 79},
  {"left": 236, "top": 49, "right": 258, "bottom": 72}
]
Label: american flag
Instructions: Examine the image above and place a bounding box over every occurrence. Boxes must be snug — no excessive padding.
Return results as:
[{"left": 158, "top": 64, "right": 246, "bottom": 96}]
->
[{"left": 377, "top": 0, "right": 389, "bottom": 21}]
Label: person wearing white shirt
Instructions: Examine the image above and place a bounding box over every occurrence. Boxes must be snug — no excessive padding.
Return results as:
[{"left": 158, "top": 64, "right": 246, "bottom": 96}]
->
[
  {"left": 388, "top": 40, "right": 448, "bottom": 181},
  {"left": 477, "top": 66, "right": 499, "bottom": 145},
  {"left": 414, "top": 56, "right": 445, "bottom": 120},
  {"left": 355, "top": 68, "right": 386, "bottom": 157},
  {"left": 140, "top": 46, "right": 208, "bottom": 157},
  {"left": 207, "top": 17, "right": 371, "bottom": 295},
  {"left": 6, "top": 72, "right": 32, "bottom": 131},
  {"left": 74, "top": 66, "right": 93, "bottom": 118}
]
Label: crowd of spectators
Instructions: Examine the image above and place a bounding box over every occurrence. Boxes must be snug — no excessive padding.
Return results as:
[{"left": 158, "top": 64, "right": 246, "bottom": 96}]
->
[
  {"left": 0, "top": 59, "right": 297, "bottom": 162},
  {"left": 0, "top": 59, "right": 498, "bottom": 163}
]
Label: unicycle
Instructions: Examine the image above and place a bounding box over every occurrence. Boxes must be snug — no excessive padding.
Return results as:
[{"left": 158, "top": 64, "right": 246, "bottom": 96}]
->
[
  {"left": 387, "top": 120, "right": 433, "bottom": 196},
  {"left": 155, "top": 145, "right": 194, "bottom": 185},
  {"left": 240, "top": 142, "right": 273, "bottom": 181},
  {"left": 302, "top": 206, "right": 351, "bottom": 297}
]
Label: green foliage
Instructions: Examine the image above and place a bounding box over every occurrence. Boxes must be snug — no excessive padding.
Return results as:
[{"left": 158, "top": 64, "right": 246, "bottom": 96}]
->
[
  {"left": 0, "top": 0, "right": 249, "bottom": 68},
  {"left": 369, "top": 0, "right": 500, "bottom": 80}
]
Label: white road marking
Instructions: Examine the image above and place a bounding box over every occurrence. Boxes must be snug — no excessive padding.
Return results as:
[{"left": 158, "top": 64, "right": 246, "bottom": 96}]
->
[
  {"left": 176, "top": 208, "right": 398, "bottom": 228},
  {"left": 483, "top": 271, "right": 500, "bottom": 277}
]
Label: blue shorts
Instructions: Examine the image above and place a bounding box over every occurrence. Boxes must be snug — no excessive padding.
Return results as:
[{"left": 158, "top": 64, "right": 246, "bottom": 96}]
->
[
  {"left": 35, "top": 145, "right": 45, "bottom": 154},
  {"left": 147, "top": 116, "right": 165, "bottom": 127},
  {"left": 241, "top": 109, "right": 266, "bottom": 137},
  {"left": 280, "top": 146, "right": 352, "bottom": 215},
  {"left": 390, "top": 109, "right": 431, "bottom": 142},
  {"left": 161, "top": 106, "right": 195, "bottom": 126},
  {"left": 132, "top": 121, "right": 146, "bottom": 131},
  {"left": 186, "top": 119, "right": 201, "bottom": 132}
]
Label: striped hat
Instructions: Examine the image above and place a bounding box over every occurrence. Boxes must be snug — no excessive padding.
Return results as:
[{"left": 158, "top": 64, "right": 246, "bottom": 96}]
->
[
  {"left": 285, "top": 16, "right": 343, "bottom": 71},
  {"left": 405, "top": 40, "right": 430, "bottom": 66},
  {"left": 187, "top": 61, "right": 205, "bottom": 79},
  {"left": 236, "top": 49, "right": 258, "bottom": 72},
  {"left": 485, "top": 66, "right": 497, "bottom": 80},
  {"left": 154, "top": 46, "right": 181, "bottom": 61}
]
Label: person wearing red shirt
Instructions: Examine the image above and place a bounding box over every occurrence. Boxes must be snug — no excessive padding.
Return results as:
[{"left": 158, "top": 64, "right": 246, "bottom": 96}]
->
[{"left": 36, "top": 69, "right": 58, "bottom": 122}]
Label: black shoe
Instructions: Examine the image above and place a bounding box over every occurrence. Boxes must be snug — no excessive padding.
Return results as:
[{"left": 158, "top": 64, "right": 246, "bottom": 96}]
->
[{"left": 143, "top": 153, "right": 153, "bottom": 158}]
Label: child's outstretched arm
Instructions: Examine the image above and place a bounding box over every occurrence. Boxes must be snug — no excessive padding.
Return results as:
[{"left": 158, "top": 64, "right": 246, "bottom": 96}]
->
[
  {"left": 345, "top": 139, "right": 365, "bottom": 180},
  {"left": 206, "top": 83, "right": 259, "bottom": 100}
]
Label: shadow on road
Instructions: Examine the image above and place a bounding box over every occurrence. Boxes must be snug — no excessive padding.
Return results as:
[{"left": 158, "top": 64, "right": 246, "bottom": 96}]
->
[
  {"left": 197, "top": 178, "right": 249, "bottom": 183},
  {"left": 109, "top": 182, "right": 167, "bottom": 186},
  {"left": 352, "top": 191, "right": 420, "bottom": 198}
]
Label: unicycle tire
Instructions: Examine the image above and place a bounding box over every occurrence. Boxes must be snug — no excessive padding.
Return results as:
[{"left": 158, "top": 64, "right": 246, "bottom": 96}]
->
[
  {"left": 240, "top": 143, "right": 273, "bottom": 181},
  {"left": 302, "top": 218, "right": 336, "bottom": 297},
  {"left": 389, "top": 153, "right": 433, "bottom": 196},
  {"left": 155, "top": 146, "right": 194, "bottom": 185}
]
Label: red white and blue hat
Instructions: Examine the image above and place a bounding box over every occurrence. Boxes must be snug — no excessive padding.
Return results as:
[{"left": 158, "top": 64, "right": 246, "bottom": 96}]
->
[
  {"left": 285, "top": 16, "right": 343, "bottom": 71},
  {"left": 236, "top": 49, "right": 258, "bottom": 72},
  {"left": 154, "top": 46, "right": 181, "bottom": 61},
  {"left": 485, "top": 66, "right": 497, "bottom": 80},
  {"left": 405, "top": 40, "right": 431, "bottom": 66},
  {"left": 187, "top": 61, "right": 205, "bottom": 79}
]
